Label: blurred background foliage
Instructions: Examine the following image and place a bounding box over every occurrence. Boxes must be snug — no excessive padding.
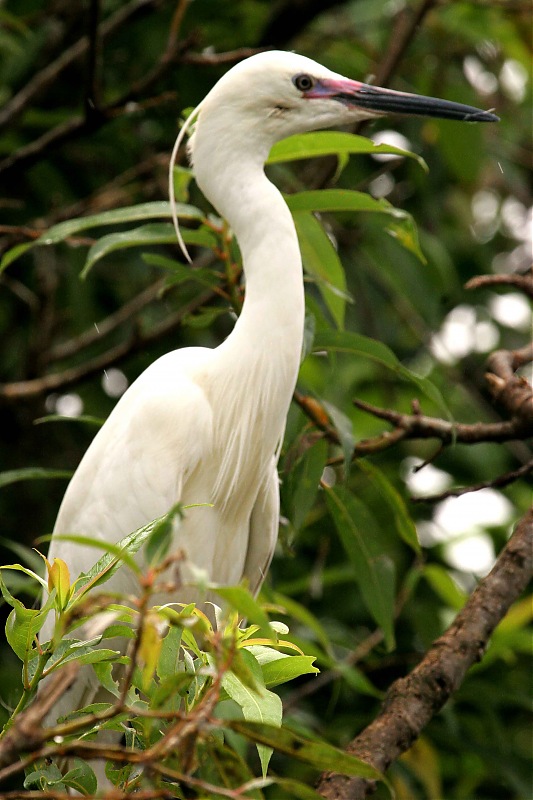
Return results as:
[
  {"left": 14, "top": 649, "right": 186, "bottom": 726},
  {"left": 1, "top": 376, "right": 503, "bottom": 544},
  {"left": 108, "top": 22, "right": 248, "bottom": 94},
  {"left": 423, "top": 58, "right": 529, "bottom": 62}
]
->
[{"left": 0, "top": 1, "right": 531, "bottom": 797}]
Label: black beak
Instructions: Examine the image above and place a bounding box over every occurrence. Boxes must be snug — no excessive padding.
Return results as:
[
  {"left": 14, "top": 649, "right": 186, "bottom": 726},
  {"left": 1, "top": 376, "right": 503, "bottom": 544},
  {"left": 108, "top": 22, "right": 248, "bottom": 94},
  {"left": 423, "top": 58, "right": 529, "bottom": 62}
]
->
[{"left": 308, "top": 78, "right": 499, "bottom": 123}]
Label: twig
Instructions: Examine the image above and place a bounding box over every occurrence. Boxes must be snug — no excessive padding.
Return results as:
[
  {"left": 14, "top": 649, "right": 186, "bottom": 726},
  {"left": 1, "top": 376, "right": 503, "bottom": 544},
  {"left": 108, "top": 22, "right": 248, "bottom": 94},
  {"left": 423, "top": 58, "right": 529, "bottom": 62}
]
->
[
  {"left": 85, "top": 0, "right": 102, "bottom": 123},
  {"left": 308, "top": 0, "right": 439, "bottom": 189},
  {"left": 0, "top": 289, "right": 216, "bottom": 400},
  {"left": 466, "top": 269, "right": 533, "bottom": 299},
  {"left": 48, "top": 278, "right": 167, "bottom": 362},
  {"left": 0, "top": 0, "right": 159, "bottom": 130},
  {"left": 371, "top": 0, "right": 439, "bottom": 88},
  {"left": 352, "top": 398, "right": 529, "bottom": 443},
  {"left": 411, "top": 457, "right": 533, "bottom": 503},
  {"left": 317, "top": 507, "right": 533, "bottom": 799},
  {"left": 0, "top": 40, "right": 259, "bottom": 178},
  {"left": 0, "top": 664, "right": 79, "bottom": 769},
  {"left": 0, "top": 793, "right": 175, "bottom": 800}
]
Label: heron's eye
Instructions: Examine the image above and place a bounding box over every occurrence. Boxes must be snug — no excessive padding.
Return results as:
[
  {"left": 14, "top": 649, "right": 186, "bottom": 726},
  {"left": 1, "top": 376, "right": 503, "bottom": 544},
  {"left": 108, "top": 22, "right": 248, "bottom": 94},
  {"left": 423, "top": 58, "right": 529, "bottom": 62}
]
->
[{"left": 293, "top": 74, "right": 316, "bottom": 92}]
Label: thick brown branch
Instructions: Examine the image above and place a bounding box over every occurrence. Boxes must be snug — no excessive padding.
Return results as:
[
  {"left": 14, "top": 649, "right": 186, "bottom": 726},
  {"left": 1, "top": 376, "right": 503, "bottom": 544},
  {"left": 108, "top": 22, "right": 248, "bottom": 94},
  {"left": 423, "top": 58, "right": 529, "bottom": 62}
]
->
[
  {"left": 317, "top": 508, "right": 533, "bottom": 799},
  {"left": 486, "top": 343, "right": 533, "bottom": 423}
]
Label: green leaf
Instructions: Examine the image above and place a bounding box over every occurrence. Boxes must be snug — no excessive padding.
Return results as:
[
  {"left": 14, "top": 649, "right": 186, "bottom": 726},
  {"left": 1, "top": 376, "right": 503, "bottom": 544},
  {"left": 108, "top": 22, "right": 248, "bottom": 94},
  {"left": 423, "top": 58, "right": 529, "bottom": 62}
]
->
[
  {"left": 81, "top": 223, "right": 217, "bottom": 277},
  {"left": 156, "top": 624, "right": 184, "bottom": 682},
  {"left": 288, "top": 188, "right": 400, "bottom": 215},
  {"left": 142, "top": 252, "right": 221, "bottom": 288},
  {"left": 62, "top": 760, "right": 97, "bottom": 795},
  {"left": 325, "top": 486, "right": 396, "bottom": 649},
  {"left": 92, "top": 661, "right": 121, "bottom": 698},
  {"left": 0, "top": 563, "right": 48, "bottom": 590},
  {"left": 259, "top": 653, "right": 319, "bottom": 688},
  {"left": 228, "top": 720, "right": 384, "bottom": 780},
  {"left": 288, "top": 438, "right": 328, "bottom": 533},
  {"left": 269, "top": 591, "right": 333, "bottom": 658},
  {"left": 144, "top": 503, "right": 183, "bottom": 565},
  {"left": 0, "top": 573, "right": 50, "bottom": 660},
  {"left": 258, "top": 777, "right": 327, "bottom": 799},
  {"left": 37, "top": 201, "right": 202, "bottom": 243},
  {"left": 222, "top": 649, "right": 282, "bottom": 777},
  {"left": 52, "top": 533, "right": 141, "bottom": 580},
  {"left": 287, "top": 189, "right": 425, "bottom": 264},
  {"left": 0, "top": 202, "right": 204, "bottom": 273},
  {"left": 0, "top": 241, "right": 34, "bottom": 274},
  {"left": 182, "top": 305, "right": 228, "bottom": 328},
  {"left": 44, "top": 641, "right": 121, "bottom": 675},
  {"left": 0, "top": 467, "right": 72, "bottom": 489},
  {"left": 294, "top": 211, "right": 347, "bottom": 328},
  {"left": 312, "top": 329, "right": 448, "bottom": 414},
  {"left": 24, "top": 763, "right": 65, "bottom": 790},
  {"left": 214, "top": 585, "right": 274, "bottom": 641},
  {"left": 423, "top": 564, "right": 467, "bottom": 609},
  {"left": 386, "top": 215, "right": 426, "bottom": 263},
  {"left": 356, "top": 461, "right": 420, "bottom": 553},
  {"left": 268, "top": 130, "right": 427, "bottom": 171},
  {"left": 323, "top": 400, "right": 355, "bottom": 473},
  {"left": 171, "top": 165, "right": 194, "bottom": 203},
  {"left": 34, "top": 414, "right": 104, "bottom": 428},
  {"left": 67, "top": 514, "right": 167, "bottom": 602}
]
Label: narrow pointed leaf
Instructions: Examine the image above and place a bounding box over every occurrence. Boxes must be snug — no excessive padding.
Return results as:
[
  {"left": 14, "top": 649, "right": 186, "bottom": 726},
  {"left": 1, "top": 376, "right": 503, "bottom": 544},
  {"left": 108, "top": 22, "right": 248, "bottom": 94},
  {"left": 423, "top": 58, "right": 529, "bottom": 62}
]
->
[
  {"left": 81, "top": 223, "right": 217, "bottom": 277},
  {"left": 288, "top": 438, "right": 328, "bottom": 533},
  {"left": 356, "top": 461, "right": 420, "bottom": 553},
  {"left": 0, "top": 467, "right": 72, "bottom": 489},
  {"left": 228, "top": 720, "right": 384, "bottom": 780},
  {"left": 214, "top": 585, "right": 274, "bottom": 640},
  {"left": 0, "top": 202, "right": 204, "bottom": 273},
  {"left": 325, "top": 486, "right": 395, "bottom": 649},
  {"left": 269, "top": 130, "right": 426, "bottom": 171},
  {"left": 312, "top": 330, "right": 448, "bottom": 414},
  {"left": 323, "top": 400, "right": 355, "bottom": 473},
  {"left": 35, "top": 202, "right": 202, "bottom": 243},
  {"left": 223, "top": 649, "right": 282, "bottom": 776},
  {"left": 294, "top": 211, "right": 347, "bottom": 328}
]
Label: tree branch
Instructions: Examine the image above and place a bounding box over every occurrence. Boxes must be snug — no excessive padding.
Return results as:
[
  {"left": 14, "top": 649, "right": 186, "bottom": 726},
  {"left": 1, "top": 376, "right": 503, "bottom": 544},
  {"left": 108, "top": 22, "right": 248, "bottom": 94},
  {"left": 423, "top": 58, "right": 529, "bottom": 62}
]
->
[
  {"left": 0, "top": 288, "right": 216, "bottom": 401},
  {"left": 0, "top": 0, "right": 160, "bottom": 131},
  {"left": 317, "top": 507, "right": 533, "bottom": 799}
]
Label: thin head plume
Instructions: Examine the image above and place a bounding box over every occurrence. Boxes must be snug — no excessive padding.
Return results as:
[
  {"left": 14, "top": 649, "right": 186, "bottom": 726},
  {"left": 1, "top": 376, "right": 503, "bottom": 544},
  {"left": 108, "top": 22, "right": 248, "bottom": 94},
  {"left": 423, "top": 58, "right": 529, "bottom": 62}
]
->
[{"left": 168, "top": 103, "right": 203, "bottom": 264}]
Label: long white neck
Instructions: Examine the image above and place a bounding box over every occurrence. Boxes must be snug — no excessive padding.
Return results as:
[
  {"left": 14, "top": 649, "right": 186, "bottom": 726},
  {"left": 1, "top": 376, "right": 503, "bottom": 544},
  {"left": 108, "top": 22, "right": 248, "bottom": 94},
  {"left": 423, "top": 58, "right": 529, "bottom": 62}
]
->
[{"left": 190, "top": 128, "right": 305, "bottom": 510}]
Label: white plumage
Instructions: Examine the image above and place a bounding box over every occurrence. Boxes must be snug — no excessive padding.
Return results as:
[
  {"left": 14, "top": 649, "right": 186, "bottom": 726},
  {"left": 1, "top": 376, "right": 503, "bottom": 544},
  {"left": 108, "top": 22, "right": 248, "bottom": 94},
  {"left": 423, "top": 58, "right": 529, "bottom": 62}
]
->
[{"left": 42, "top": 50, "right": 497, "bottom": 721}]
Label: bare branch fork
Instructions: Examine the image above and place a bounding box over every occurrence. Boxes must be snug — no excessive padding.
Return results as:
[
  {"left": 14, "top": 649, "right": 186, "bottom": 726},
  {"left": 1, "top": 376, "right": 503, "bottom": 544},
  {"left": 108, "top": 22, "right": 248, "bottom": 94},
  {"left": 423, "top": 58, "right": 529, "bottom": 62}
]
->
[{"left": 316, "top": 507, "right": 533, "bottom": 799}]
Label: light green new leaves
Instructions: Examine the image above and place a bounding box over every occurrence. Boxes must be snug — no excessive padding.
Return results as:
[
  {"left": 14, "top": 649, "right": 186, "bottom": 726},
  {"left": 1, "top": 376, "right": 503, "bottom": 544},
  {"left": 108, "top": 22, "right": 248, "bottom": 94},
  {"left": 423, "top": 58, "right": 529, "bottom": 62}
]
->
[
  {"left": 215, "top": 585, "right": 273, "bottom": 641},
  {"left": 223, "top": 649, "right": 282, "bottom": 777},
  {"left": 325, "top": 485, "right": 396, "bottom": 650},
  {"left": 250, "top": 647, "right": 319, "bottom": 688},
  {"left": 0, "top": 572, "right": 51, "bottom": 660}
]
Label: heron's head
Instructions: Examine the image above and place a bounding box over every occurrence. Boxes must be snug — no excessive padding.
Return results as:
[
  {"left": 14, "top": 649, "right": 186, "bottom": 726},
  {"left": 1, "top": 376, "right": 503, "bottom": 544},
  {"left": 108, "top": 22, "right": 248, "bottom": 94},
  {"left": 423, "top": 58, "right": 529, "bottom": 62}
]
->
[{"left": 190, "top": 50, "right": 498, "bottom": 160}]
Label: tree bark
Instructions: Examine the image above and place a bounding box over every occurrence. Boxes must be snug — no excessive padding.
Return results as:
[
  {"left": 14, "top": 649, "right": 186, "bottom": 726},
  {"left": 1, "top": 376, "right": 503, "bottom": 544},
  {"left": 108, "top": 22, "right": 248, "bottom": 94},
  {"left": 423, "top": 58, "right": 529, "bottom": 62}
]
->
[{"left": 317, "top": 507, "right": 533, "bottom": 799}]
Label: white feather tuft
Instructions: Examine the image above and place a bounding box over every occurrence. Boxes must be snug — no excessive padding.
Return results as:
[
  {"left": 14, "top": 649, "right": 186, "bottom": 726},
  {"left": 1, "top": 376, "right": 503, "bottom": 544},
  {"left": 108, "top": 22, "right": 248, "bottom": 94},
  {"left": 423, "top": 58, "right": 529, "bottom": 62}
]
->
[{"left": 168, "top": 104, "right": 203, "bottom": 264}]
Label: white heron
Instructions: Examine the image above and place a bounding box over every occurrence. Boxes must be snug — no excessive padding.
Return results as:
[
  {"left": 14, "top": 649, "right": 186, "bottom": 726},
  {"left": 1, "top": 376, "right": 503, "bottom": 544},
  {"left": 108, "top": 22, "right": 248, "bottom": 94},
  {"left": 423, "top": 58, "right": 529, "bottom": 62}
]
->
[{"left": 42, "top": 50, "right": 497, "bottom": 720}]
